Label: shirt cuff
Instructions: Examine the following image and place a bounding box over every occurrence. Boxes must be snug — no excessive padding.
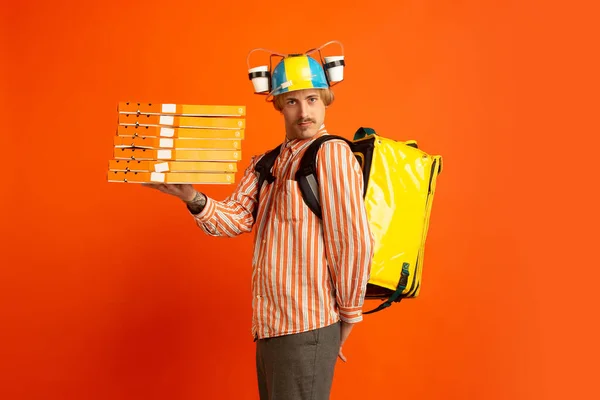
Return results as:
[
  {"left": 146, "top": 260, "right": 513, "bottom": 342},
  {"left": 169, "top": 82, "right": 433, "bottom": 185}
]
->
[
  {"left": 189, "top": 196, "right": 216, "bottom": 221},
  {"left": 339, "top": 306, "right": 364, "bottom": 324}
]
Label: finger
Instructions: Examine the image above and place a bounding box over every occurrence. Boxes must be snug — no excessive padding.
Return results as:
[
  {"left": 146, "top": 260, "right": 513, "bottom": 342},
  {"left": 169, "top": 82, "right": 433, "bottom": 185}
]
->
[
  {"left": 147, "top": 184, "right": 175, "bottom": 196},
  {"left": 338, "top": 347, "right": 347, "bottom": 363},
  {"left": 143, "top": 183, "right": 165, "bottom": 191},
  {"left": 142, "top": 183, "right": 180, "bottom": 197},
  {"left": 156, "top": 184, "right": 172, "bottom": 192}
]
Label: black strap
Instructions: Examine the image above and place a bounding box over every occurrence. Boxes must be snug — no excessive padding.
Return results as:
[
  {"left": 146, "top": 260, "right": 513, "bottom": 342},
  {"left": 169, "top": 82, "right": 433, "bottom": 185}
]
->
[
  {"left": 295, "top": 135, "right": 352, "bottom": 219},
  {"left": 363, "top": 262, "right": 411, "bottom": 314},
  {"left": 252, "top": 144, "right": 282, "bottom": 222},
  {"left": 324, "top": 59, "right": 346, "bottom": 70},
  {"left": 248, "top": 70, "right": 270, "bottom": 80}
]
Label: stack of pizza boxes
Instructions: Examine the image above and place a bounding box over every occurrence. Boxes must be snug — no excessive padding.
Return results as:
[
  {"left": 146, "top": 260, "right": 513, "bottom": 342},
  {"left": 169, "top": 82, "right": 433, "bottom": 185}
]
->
[{"left": 108, "top": 102, "right": 245, "bottom": 184}]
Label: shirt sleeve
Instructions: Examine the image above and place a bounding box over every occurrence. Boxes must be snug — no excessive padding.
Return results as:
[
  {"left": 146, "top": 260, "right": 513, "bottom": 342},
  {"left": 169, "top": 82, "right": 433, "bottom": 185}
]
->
[
  {"left": 316, "top": 140, "right": 374, "bottom": 323},
  {"left": 191, "top": 155, "right": 261, "bottom": 237}
]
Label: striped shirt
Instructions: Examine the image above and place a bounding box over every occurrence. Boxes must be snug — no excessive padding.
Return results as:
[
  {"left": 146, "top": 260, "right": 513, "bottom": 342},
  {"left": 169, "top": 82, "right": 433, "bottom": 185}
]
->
[{"left": 191, "top": 125, "right": 373, "bottom": 339}]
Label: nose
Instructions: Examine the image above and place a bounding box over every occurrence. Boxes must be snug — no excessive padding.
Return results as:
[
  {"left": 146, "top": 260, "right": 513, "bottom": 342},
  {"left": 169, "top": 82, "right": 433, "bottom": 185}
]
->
[{"left": 298, "top": 100, "right": 309, "bottom": 119}]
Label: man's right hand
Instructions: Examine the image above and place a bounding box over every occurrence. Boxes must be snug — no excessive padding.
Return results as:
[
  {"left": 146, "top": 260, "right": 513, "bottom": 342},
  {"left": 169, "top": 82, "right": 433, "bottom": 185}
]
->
[
  {"left": 338, "top": 321, "right": 354, "bottom": 363},
  {"left": 143, "top": 183, "right": 197, "bottom": 202}
]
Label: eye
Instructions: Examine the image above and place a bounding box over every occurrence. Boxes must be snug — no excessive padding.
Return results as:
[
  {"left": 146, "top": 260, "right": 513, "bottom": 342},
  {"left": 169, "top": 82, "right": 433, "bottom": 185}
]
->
[{"left": 308, "top": 97, "right": 318, "bottom": 103}]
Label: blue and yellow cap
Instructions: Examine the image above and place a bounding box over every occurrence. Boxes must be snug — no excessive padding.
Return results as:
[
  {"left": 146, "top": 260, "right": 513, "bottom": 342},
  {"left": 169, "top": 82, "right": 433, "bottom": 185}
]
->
[{"left": 267, "top": 55, "right": 329, "bottom": 100}]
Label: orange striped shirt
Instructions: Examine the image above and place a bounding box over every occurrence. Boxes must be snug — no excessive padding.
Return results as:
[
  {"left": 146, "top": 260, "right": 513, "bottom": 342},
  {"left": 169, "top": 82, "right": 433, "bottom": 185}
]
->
[{"left": 191, "top": 125, "right": 373, "bottom": 339}]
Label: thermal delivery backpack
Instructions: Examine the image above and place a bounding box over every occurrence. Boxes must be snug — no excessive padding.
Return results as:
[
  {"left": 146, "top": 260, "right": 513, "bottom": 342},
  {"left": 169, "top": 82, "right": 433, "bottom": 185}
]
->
[{"left": 254, "top": 127, "right": 443, "bottom": 313}]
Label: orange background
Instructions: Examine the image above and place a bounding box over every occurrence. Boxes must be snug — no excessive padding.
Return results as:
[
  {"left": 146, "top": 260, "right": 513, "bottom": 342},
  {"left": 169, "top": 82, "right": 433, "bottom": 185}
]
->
[{"left": 1, "top": 1, "right": 598, "bottom": 399}]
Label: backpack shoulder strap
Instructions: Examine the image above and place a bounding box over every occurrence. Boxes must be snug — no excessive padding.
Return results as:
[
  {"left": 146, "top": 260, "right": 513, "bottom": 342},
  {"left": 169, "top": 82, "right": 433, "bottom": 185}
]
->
[
  {"left": 252, "top": 144, "right": 282, "bottom": 222},
  {"left": 295, "top": 135, "right": 353, "bottom": 219}
]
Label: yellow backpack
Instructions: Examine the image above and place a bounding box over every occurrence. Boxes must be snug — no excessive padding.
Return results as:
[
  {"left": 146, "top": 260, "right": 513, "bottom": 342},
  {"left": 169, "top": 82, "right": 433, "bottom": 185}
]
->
[{"left": 253, "top": 127, "right": 443, "bottom": 314}]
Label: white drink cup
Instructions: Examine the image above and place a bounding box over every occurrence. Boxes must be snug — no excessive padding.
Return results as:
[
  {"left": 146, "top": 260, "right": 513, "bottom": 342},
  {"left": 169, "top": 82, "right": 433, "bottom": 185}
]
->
[
  {"left": 249, "top": 65, "right": 269, "bottom": 93},
  {"left": 324, "top": 56, "right": 345, "bottom": 82}
]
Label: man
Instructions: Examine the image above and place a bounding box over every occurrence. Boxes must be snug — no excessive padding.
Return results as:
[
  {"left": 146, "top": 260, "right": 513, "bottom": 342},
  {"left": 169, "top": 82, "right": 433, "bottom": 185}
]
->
[{"left": 146, "top": 54, "right": 373, "bottom": 399}]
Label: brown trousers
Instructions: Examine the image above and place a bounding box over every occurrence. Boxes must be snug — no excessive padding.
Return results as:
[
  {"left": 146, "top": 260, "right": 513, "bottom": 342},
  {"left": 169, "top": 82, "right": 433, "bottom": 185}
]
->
[{"left": 255, "top": 322, "right": 341, "bottom": 400}]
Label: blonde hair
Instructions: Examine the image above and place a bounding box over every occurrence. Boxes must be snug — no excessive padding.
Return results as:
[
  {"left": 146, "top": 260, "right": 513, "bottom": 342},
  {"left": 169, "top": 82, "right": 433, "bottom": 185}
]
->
[{"left": 273, "top": 88, "right": 335, "bottom": 111}]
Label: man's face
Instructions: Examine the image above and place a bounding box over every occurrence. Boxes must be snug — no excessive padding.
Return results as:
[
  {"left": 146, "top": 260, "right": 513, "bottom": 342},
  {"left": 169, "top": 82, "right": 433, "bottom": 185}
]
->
[{"left": 279, "top": 89, "right": 326, "bottom": 141}]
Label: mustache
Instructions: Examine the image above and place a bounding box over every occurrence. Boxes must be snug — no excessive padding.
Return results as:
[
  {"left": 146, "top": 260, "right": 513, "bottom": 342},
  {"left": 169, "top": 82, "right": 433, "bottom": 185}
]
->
[{"left": 296, "top": 118, "right": 316, "bottom": 124}]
